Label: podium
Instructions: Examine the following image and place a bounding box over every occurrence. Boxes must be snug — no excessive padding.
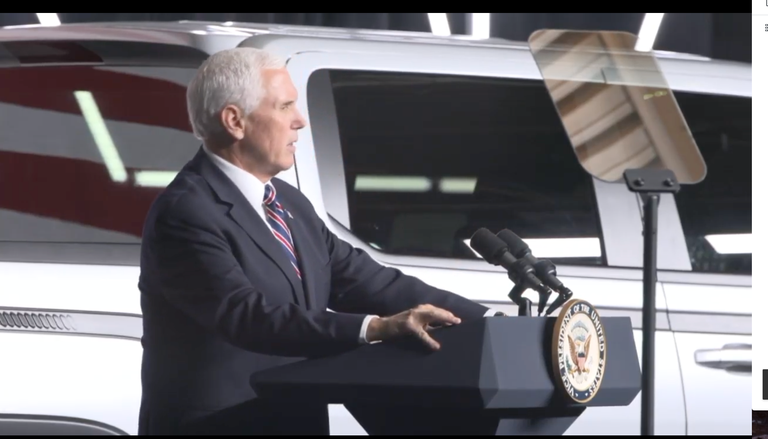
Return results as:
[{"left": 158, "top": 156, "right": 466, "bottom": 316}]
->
[{"left": 250, "top": 316, "right": 641, "bottom": 435}]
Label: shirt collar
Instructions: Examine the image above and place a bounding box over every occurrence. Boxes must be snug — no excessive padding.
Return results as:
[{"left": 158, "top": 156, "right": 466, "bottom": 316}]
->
[{"left": 202, "top": 144, "right": 269, "bottom": 210}]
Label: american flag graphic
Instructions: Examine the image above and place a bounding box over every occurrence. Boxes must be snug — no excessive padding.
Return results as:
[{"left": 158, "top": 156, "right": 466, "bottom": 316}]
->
[{"left": 0, "top": 64, "right": 199, "bottom": 242}]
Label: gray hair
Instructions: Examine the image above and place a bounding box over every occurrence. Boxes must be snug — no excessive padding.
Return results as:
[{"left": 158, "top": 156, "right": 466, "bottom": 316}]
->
[{"left": 186, "top": 47, "right": 286, "bottom": 140}]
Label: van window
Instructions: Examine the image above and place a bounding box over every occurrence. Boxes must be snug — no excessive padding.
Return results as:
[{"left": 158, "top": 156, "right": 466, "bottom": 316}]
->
[
  {"left": 673, "top": 92, "right": 751, "bottom": 275},
  {"left": 0, "top": 65, "right": 199, "bottom": 264},
  {"left": 322, "top": 70, "right": 606, "bottom": 267}
]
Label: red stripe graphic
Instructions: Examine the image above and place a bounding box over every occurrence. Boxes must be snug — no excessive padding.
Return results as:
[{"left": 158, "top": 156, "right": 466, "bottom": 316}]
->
[
  {"left": 0, "top": 150, "right": 163, "bottom": 238},
  {"left": 0, "top": 66, "right": 191, "bottom": 133}
]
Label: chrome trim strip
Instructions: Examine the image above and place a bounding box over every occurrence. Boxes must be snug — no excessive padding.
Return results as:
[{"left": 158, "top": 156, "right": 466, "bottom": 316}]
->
[
  {"left": 0, "top": 307, "right": 141, "bottom": 341},
  {"left": 667, "top": 311, "right": 751, "bottom": 336},
  {"left": 0, "top": 413, "right": 127, "bottom": 435},
  {"left": 658, "top": 271, "right": 752, "bottom": 287}
]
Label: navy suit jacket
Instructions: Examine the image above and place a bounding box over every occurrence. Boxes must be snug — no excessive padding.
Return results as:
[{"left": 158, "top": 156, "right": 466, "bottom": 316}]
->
[{"left": 137, "top": 147, "right": 490, "bottom": 434}]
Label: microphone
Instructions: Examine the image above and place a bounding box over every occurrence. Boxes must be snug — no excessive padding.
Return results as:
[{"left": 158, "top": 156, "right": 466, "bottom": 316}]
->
[
  {"left": 496, "top": 229, "right": 573, "bottom": 316},
  {"left": 469, "top": 228, "right": 553, "bottom": 311}
]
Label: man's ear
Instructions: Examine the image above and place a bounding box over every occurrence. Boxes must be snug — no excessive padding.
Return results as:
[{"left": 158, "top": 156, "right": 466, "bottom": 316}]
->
[{"left": 220, "top": 105, "right": 245, "bottom": 140}]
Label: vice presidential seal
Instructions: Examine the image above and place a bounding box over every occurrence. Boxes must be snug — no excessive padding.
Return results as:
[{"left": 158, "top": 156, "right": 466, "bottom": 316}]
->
[{"left": 551, "top": 298, "right": 606, "bottom": 404}]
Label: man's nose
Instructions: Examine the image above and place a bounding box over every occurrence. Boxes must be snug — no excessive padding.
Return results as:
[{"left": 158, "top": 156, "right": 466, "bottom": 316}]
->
[{"left": 294, "top": 112, "right": 307, "bottom": 129}]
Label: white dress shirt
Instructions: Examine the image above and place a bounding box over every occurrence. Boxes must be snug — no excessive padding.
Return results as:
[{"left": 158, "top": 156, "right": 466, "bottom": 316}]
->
[{"left": 202, "top": 146, "right": 500, "bottom": 345}]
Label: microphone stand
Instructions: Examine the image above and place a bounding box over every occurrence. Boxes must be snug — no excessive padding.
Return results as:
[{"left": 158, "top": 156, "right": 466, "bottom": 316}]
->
[
  {"left": 508, "top": 284, "right": 533, "bottom": 316},
  {"left": 506, "top": 259, "right": 537, "bottom": 316},
  {"left": 544, "top": 287, "right": 573, "bottom": 317},
  {"left": 623, "top": 168, "right": 680, "bottom": 437}
]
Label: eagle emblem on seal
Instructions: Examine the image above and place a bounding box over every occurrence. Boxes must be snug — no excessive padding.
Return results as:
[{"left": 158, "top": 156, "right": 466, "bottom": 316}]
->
[{"left": 568, "top": 332, "right": 592, "bottom": 375}]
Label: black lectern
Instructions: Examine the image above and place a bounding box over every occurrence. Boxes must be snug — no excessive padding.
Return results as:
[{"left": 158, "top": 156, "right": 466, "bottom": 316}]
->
[{"left": 250, "top": 316, "right": 641, "bottom": 435}]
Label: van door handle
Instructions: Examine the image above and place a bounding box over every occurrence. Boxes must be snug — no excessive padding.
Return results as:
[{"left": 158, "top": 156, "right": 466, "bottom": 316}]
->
[{"left": 694, "top": 343, "right": 751, "bottom": 373}]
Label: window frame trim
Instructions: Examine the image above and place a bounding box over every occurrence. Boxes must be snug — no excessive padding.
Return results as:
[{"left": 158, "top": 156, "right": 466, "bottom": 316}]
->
[
  {"left": 291, "top": 49, "right": 751, "bottom": 277},
  {"left": 290, "top": 49, "right": 661, "bottom": 271}
]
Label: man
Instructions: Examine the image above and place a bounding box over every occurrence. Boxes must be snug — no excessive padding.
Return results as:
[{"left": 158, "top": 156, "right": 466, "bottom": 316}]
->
[{"left": 137, "top": 47, "right": 499, "bottom": 435}]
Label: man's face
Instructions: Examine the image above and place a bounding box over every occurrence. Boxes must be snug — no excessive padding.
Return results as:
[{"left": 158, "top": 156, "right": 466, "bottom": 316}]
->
[{"left": 230, "top": 67, "right": 307, "bottom": 179}]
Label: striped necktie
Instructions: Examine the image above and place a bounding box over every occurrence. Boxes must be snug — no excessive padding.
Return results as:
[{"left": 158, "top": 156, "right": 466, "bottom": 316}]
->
[{"left": 263, "top": 182, "right": 301, "bottom": 279}]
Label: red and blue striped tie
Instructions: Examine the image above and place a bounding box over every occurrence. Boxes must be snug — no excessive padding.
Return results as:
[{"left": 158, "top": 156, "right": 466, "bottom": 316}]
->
[{"left": 263, "top": 182, "right": 301, "bottom": 279}]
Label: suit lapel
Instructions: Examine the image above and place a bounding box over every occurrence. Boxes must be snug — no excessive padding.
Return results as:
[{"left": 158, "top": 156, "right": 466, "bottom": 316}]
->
[
  {"left": 192, "top": 148, "right": 307, "bottom": 308},
  {"left": 228, "top": 205, "right": 307, "bottom": 309},
  {"left": 278, "top": 202, "right": 316, "bottom": 311}
]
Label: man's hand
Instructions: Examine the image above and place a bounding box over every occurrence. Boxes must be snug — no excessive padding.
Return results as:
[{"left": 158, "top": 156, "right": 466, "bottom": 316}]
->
[{"left": 365, "top": 304, "right": 461, "bottom": 350}]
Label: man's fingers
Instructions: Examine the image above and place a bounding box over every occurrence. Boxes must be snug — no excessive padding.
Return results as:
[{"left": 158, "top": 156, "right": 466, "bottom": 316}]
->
[
  {"left": 414, "top": 327, "right": 441, "bottom": 350},
  {"left": 418, "top": 306, "right": 461, "bottom": 325}
]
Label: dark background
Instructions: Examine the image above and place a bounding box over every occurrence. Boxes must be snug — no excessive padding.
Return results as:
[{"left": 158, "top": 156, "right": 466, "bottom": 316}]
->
[{"left": 0, "top": 13, "right": 751, "bottom": 64}]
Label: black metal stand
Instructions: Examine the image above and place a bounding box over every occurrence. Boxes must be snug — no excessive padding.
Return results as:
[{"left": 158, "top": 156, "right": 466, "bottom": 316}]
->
[
  {"left": 623, "top": 168, "right": 680, "bottom": 436},
  {"left": 544, "top": 286, "right": 573, "bottom": 317},
  {"left": 508, "top": 284, "right": 533, "bottom": 316},
  {"left": 532, "top": 259, "right": 557, "bottom": 316}
]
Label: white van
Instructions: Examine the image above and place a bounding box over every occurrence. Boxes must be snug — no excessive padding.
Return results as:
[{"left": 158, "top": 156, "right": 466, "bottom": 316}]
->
[{"left": 0, "top": 21, "right": 751, "bottom": 435}]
